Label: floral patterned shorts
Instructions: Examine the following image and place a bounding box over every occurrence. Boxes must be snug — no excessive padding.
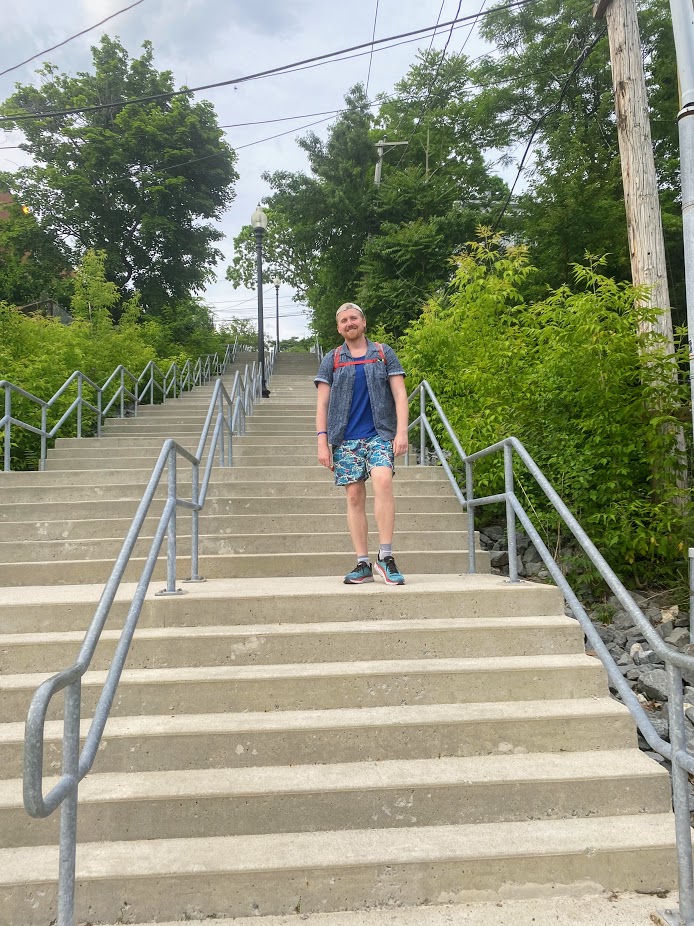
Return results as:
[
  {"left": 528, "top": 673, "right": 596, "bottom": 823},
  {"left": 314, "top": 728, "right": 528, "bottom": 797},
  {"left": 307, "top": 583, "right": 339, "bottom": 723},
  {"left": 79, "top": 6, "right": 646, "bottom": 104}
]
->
[{"left": 332, "top": 436, "right": 394, "bottom": 486}]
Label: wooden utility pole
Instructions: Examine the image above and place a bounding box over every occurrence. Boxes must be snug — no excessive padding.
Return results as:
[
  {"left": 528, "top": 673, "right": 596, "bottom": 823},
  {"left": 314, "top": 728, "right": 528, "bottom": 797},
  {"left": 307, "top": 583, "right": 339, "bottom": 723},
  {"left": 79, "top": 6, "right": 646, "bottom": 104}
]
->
[
  {"left": 595, "top": 0, "right": 688, "bottom": 493},
  {"left": 594, "top": 0, "right": 675, "bottom": 345}
]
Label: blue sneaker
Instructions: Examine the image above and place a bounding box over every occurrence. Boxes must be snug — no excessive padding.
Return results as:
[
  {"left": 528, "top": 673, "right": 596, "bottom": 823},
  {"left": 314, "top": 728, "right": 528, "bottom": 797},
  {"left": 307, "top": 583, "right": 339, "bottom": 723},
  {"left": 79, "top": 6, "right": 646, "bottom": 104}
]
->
[
  {"left": 344, "top": 561, "right": 374, "bottom": 584},
  {"left": 375, "top": 555, "right": 405, "bottom": 586}
]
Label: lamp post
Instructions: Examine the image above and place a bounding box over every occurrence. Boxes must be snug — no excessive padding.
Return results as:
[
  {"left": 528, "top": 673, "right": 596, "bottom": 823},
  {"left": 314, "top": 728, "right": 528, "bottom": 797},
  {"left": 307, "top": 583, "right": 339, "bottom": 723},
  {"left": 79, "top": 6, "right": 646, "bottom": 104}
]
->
[
  {"left": 251, "top": 206, "right": 270, "bottom": 397},
  {"left": 272, "top": 276, "right": 281, "bottom": 351}
]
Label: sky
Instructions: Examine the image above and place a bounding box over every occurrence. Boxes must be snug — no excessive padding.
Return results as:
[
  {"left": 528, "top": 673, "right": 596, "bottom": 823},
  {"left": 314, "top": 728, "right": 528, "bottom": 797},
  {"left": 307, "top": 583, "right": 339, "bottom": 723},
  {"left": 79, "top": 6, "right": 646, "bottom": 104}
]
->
[{"left": 0, "top": 0, "right": 491, "bottom": 340}]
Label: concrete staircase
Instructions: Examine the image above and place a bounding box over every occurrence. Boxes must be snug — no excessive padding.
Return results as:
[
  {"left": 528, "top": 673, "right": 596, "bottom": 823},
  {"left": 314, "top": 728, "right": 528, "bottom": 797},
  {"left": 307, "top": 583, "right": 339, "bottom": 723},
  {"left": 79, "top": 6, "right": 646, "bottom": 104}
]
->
[{"left": 0, "top": 352, "right": 677, "bottom": 924}]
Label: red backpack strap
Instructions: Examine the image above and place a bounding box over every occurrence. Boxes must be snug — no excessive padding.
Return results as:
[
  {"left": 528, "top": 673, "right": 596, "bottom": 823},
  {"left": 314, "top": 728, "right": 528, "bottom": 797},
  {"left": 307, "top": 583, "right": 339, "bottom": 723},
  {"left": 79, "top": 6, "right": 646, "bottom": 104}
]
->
[{"left": 333, "top": 343, "right": 386, "bottom": 371}]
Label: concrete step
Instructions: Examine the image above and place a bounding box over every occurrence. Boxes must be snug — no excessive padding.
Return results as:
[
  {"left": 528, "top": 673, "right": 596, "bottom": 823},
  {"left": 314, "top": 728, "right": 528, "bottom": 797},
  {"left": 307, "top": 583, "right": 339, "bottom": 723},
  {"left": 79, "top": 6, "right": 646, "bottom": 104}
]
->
[
  {"left": 0, "top": 615, "right": 583, "bottom": 674},
  {"left": 0, "top": 549, "right": 489, "bottom": 586},
  {"left": 0, "top": 512, "right": 467, "bottom": 542},
  {"left": 0, "top": 653, "right": 606, "bottom": 723},
  {"left": 0, "top": 815, "right": 677, "bottom": 924},
  {"left": 53, "top": 434, "right": 319, "bottom": 448},
  {"left": 0, "top": 750, "right": 670, "bottom": 848},
  {"left": 79, "top": 894, "right": 684, "bottom": 926},
  {"left": 45, "top": 450, "right": 327, "bottom": 469},
  {"left": 0, "top": 530, "right": 472, "bottom": 563},
  {"left": 0, "top": 465, "right": 446, "bottom": 487},
  {"left": 0, "top": 493, "right": 463, "bottom": 524},
  {"left": 0, "top": 575, "right": 564, "bottom": 633},
  {"left": 0, "top": 697, "right": 636, "bottom": 779},
  {"left": 0, "top": 479, "right": 455, "bottom": 505}
]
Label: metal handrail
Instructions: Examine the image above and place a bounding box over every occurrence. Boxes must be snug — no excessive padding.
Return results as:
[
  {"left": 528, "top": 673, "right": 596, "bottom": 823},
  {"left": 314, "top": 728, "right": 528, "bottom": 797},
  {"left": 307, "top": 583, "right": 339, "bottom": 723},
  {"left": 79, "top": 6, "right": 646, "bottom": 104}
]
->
[
  {"left": 0, "top": 347, "right": 235, "bottom": 472},
  {"left": 408, "top": 378, "right": 694, "bottom": 926},
  {"left": 23, "top": 359, "right": 266, "bottom": 926}
]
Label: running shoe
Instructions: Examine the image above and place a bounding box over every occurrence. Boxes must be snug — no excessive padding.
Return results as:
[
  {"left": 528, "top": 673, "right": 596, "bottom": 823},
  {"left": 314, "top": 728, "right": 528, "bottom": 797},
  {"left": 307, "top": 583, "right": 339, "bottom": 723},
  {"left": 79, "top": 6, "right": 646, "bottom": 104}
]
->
[
  {"left": 375, "top": 555, "right": 405, "bottom": 585},
  {"left": 343, "top": 561, "right": 374, "bottom": 584}
]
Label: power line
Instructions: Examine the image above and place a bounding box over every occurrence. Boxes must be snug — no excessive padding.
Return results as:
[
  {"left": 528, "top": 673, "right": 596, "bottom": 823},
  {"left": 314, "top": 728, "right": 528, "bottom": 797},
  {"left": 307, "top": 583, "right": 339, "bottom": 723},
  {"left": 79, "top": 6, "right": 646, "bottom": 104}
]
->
[
  {"left": 0, "top": 0, "right": 538, "bottom": 126},
  {"left": 0, "top": 0, "right": 147, "bottom": 80},
  {"left": 365, "top": 0, "right": 380, "bottom": 97},
  {"left": 392, "top": 0, "right": 463, "bottom": 173},
  {"left": 491, "top": 26, "right": 607, "bottom": 232}
]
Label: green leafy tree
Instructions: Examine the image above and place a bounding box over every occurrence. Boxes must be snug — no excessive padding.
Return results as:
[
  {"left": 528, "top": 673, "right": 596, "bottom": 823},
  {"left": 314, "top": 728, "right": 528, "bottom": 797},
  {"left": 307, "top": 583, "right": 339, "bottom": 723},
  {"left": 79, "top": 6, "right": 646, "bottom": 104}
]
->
[
  {"left": 1, "top": 36, "right": 238, "bottom": 315},
  {"left": 467, "top": 0, "right": 684, "bottom": 314},
  {"left": 227, "top": 85, "right": 375, "bottom": 343},
  {"left": 0, "top": 185, "right": 73, "bottom": 307},
  {"left": 400, "top": 237, "right": 692, "bottom": 589}
]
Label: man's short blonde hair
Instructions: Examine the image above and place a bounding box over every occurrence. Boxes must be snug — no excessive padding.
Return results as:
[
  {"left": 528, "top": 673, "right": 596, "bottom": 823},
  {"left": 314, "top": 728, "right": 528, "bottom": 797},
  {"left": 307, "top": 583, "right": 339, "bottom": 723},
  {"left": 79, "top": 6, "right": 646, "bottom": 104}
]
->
[{"left": 336, "top": 302, "right": 365, "bottom": 320}]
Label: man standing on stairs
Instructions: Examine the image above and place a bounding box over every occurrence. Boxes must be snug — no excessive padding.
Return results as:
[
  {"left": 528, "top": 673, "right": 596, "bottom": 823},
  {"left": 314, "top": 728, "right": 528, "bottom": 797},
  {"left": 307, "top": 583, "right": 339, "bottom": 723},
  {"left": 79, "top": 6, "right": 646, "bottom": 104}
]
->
[{"left": 314, "top": 302, "right": 409, "bottom": 586}]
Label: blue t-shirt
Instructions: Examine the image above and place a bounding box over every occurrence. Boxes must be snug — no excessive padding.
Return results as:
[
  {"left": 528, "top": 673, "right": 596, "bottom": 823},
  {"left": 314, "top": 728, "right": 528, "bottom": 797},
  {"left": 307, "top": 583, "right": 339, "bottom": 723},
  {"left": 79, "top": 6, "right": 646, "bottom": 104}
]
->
[{"left": 343, "top": 357, "right": 377, "bottom": 440}]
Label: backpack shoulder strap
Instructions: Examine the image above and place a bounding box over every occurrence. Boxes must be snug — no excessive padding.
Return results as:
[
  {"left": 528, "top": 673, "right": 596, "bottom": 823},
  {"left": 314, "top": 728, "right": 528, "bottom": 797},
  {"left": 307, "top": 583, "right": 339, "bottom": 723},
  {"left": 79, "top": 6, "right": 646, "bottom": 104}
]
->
[
  {"left": 332, "top": 346, "right": 342, "bottom": 372},
  {"left": 374, "top": 342, "right": 386, "bottom": 363}
]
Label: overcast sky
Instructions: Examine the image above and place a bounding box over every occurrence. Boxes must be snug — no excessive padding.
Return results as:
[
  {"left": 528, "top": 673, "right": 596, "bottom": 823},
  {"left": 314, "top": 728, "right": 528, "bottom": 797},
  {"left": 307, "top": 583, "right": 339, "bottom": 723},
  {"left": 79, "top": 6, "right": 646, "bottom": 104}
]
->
[{"left": 0, "top": 0, "right": 491, "bottom": 339}]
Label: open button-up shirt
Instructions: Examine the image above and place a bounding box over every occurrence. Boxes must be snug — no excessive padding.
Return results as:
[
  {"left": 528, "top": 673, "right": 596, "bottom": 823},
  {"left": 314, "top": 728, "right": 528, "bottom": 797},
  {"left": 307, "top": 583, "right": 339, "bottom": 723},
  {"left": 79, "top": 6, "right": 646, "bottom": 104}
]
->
[{"left": 314, "top": 338, "right": 406, "bottom": 446}]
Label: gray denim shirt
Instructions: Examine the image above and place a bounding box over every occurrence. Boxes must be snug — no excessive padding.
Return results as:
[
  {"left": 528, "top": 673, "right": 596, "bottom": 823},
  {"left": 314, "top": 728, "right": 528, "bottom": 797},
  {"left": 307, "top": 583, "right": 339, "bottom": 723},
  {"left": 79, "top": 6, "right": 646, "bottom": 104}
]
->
[{"left": 314, "top": 338, "right": 406, "bottom": 446}]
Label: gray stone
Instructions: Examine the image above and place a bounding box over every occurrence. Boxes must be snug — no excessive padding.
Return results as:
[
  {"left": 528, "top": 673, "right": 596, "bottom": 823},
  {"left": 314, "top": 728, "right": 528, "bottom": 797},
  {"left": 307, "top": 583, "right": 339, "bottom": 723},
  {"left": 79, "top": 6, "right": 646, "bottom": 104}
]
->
[
  {"left": 617, "top": 652, "right": 631, "bottom": 666},
  {"left": 612, "top": 610, "right": 635, "bottom": 631},
  {"left": 491, "top": 550, "right": 508, "bottom": 568},
  {"left": 484, "top": 525, "right": 505, "bottom": 542},
  {"left": 626, "top": 668, "right": 642, "bottom": 681},
  {"left": 638, "top": 669, "right": 670, "bottom": 702},
  {"left": 649, "top": 715, "right": 669, "bottom": 740},
  {"left": 656, "top": 621, "right": 675, "bottom": 640},
  {"left": 524, "top": 561, "right": 542, "bottom": 577},
  {"left": 666, "top": 627, "right": 691, "bottom": 648}
]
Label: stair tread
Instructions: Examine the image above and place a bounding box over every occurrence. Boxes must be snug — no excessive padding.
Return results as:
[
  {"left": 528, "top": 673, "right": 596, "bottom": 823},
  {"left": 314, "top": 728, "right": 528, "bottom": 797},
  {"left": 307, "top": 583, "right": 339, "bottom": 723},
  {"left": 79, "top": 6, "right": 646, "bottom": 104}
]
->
[
  {"left": 0, "top": 652, "right": 600, "bottom": 687},
  {"left": 0, "top": 750, "right": 667, "bottom": 806},
  {"left": 0, "top": 696, "right": 632, "bottom": 743},
  {"left": 0, "top": 615, "right": 574, "bottom": 646},
  {"left": 0, "top": 815, "right": 677, "bottom": 883}
]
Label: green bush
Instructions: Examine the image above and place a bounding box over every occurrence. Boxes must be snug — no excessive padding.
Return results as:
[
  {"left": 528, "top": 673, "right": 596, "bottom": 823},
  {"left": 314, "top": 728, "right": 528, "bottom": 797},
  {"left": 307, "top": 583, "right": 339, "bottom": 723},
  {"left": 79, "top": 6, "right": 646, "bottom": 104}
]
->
[{"left": 400, "top": 237, "right": 693, "bottom": 591}]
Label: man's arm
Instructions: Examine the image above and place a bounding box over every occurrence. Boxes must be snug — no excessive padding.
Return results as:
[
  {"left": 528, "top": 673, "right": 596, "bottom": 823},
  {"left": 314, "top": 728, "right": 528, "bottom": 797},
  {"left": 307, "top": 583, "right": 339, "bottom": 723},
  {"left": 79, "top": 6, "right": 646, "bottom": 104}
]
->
[
  {"left": 316, "top": 382, "right": 332, "bottom": 469},
  {"left": 389, "top": 375, "right": 409, "bottom": 457}
]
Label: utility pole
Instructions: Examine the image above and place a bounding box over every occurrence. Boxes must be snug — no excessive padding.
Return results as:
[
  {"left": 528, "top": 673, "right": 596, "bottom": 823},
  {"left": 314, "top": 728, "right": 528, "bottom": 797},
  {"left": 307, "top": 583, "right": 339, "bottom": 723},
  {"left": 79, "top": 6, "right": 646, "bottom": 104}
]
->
[
  {"left": 594, "top": 0, "right": 688, "bottom": 492},
  {"left": 594, "top": 0, "right": 675, "bottom": 345},
  {"left": 374, "top": 139, "right": 408, "bottom": 185}
]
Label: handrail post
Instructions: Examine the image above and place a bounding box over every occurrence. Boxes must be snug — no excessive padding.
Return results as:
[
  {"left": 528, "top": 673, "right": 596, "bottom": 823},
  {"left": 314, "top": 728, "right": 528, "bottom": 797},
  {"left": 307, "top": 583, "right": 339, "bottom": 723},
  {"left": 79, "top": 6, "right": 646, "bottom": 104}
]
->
[
  {"left": 419, "top": 384, "right": 426, "bottom": 465},
  {"left": 226, "top": 393, "right": 233, "bottom": 465},
  {"left": 56, "top": 678, "right": 81, "bottom": 926},
  {"left": 504, "top": 442, "right": 519, "bottom": 582},
  {"left": 156, "top": 451, "right": 183, "bottom": 596},
  {"left": 689, "top": 548, "right": 694, "bottom": 645},
  {"left": 120, "top": 368, "right": 125, "bottom": 418},
  {"left": 3, "top": 387, "right": 10, "bottom": 471},
  {"left": 667, "top": 662, "right": 694, "bottom": 923},
  {"left": 40, "top": 406, "right": 47, "bottom": 472},
  {"left": 96, "top": 388, "right": 102, "bottom": 438},
  {"left": 77, "top": 374, "right": 83, "bottom": 438},
  {"left": 466, "top": 460, "right": 476, "bottom": 574},
  {"left": 186, "top": 461, "right": 204, "bottom": 584},
  {"left": 218, "top": 390, "right": 225, "bottom": 466}
]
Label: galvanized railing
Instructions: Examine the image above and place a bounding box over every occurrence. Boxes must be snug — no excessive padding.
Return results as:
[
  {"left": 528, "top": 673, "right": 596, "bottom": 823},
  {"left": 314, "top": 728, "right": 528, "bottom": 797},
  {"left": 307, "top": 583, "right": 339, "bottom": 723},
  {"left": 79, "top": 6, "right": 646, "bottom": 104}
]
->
[
  {"left": 408, "top": 378, "right": 694, "bottom": 926},
  {"left": 0, "top": 340, "right": 239, "bottom": 472},
  {"left": 22, "top": 357, "right": 265, "bottom": 926}
]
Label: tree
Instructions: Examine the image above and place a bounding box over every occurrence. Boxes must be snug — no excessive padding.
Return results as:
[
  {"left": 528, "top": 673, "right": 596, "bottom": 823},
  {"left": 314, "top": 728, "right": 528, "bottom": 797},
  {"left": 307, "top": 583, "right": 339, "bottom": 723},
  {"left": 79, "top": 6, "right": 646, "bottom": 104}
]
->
[
  {"left": 1, "top": 36, "right": 238, "bottom": 316},
  {"left": 0, "top": 183, "right": 73, "bottom": 308},
  {"left": 227, "top": 85, "right": 376, "bottom": 343},
  {"left": 467, "top": 0, "right": 684, "bottom": 317}
]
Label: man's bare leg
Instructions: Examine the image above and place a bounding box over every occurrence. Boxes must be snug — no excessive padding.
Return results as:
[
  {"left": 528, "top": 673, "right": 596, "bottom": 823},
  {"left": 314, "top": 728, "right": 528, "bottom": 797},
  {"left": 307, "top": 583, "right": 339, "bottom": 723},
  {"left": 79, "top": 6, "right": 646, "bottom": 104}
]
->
[
  {"left": 370, "top": 465, "right": 395, "bottom": 549},
  {"left": 345, "top": 480, "right": 369, "bottom": 557}
]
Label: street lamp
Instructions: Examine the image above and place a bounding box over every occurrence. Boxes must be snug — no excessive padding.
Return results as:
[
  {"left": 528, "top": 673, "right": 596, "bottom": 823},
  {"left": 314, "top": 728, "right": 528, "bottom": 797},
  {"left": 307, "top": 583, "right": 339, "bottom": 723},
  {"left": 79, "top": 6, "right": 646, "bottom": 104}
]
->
[
  {"left": 251, "top": 205, "right": 271, "bottom": 398},
  {"left": 272, "top": 276, "right": 281, "bottom": 351}
]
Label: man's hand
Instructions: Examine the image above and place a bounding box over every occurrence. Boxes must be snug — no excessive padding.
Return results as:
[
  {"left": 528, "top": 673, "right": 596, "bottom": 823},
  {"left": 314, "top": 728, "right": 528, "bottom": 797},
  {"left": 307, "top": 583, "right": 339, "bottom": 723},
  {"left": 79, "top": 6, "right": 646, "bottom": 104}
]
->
[
  {"left": 393, "top": 430, "right": 409, "bottom": 457},
  {"left": 317, "top": 437, "right": 333, "bottom": 469}
]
